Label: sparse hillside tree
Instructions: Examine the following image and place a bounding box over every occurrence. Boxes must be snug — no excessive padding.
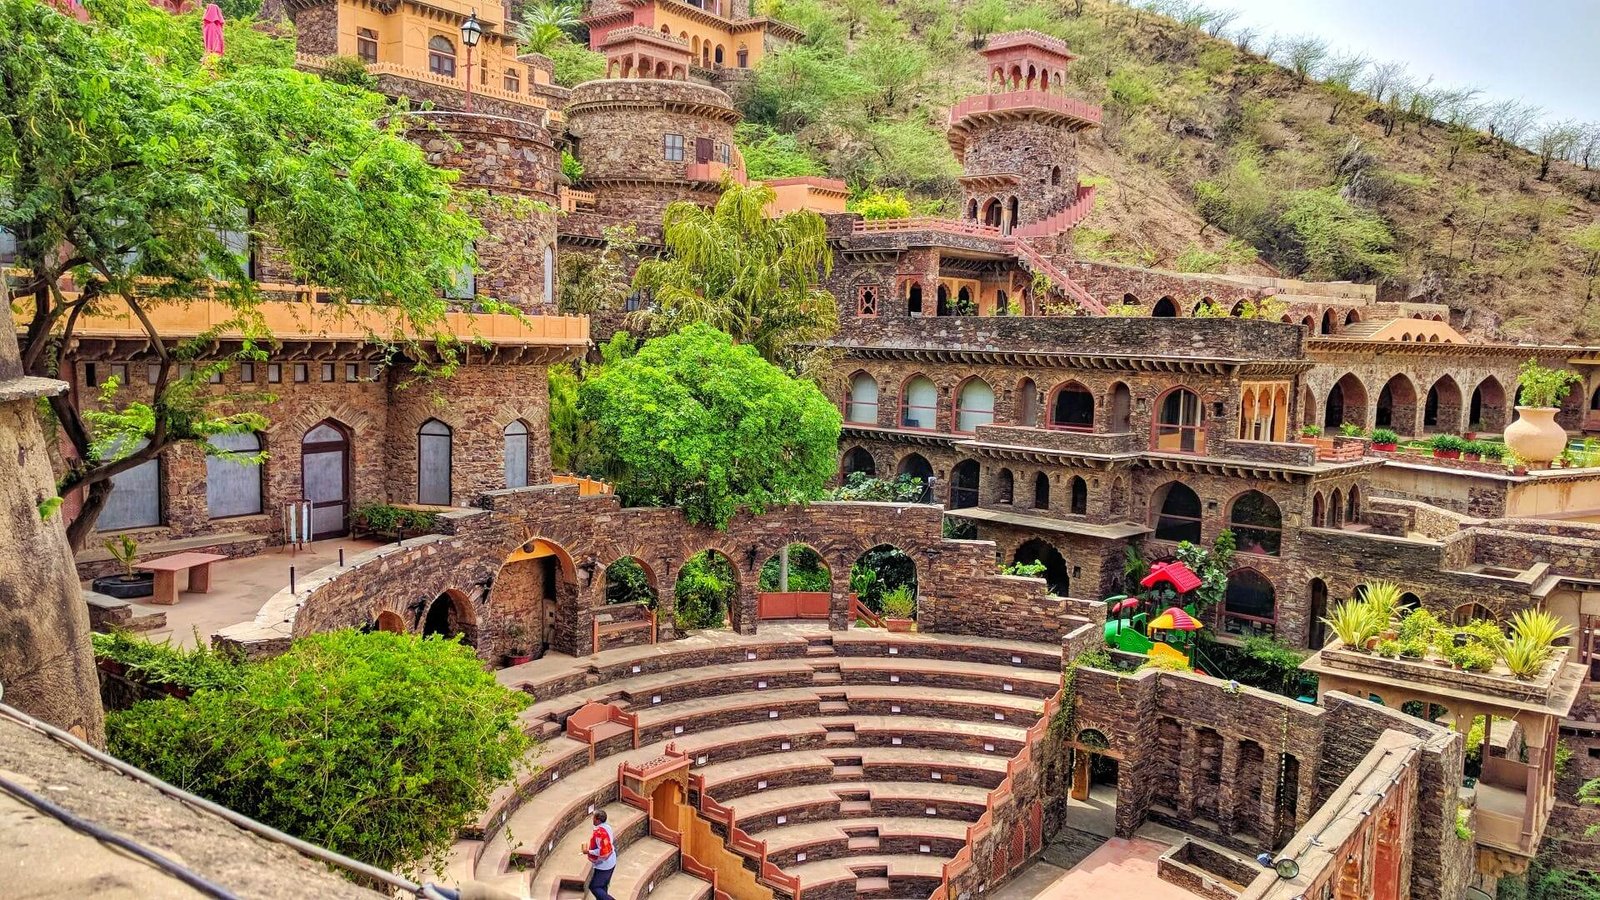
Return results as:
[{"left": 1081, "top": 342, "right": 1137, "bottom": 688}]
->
[
  {"left": 1361, "top": 60, "right": 1408, "bottom": 107},
  {"left": 1484, "top": 99, "right": 1543, "bottom": 157},
  {"left": 1573, "top": 224, "right": 1600, "bottom": 306},
  {"left": 1320, "top": 52, "right": 1370, "bottom": 124},
  {"left": 1533, "top": 120, "right": 1582, "bottom": 181},
  {"left": 1228, "top": 26, "right": 1258, "bottom": 54},
  {"left": 1202, "top": 8, "right": 1237, "bottom": 38},
  {"left": 1281, "top": 34, "right": 1328, "bottom": 86}
]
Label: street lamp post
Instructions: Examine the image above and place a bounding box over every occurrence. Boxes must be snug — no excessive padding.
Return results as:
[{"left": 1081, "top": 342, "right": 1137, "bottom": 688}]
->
[{"left": 460, "top": 10, "right": 482, "bottom": 113}]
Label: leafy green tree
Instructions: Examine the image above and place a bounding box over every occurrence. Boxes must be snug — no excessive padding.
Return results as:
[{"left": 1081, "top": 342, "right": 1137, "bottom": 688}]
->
[
  {"left": 556, "top": 224, "right": 637, "bottom": 315},
  {"left": 548, "top": 332, "right": 633, "bottom": 477},
  {"left": 2, "top": 0, "right": 482, "bottom": 545},
  {"left": 578, "top": 324, "right": 841, "bottom": 528},
  {"left": 631, "top": 181, "right": 838, "bottom": 370},
  {"left": 107, "top": 631, "right": 531, "bottom": 875},
  {"left": 673, "top": 550, "right": 736, "bottom": 629},
  {"left": 544, "top": 36, "right": 606, "bottom": 87},
  {"left": 1275, "top": 188, "right": 1399, "bottom": 281},
  {"left": 851, "top": 189, "right": 912, "bottom": 220},
  {"left": 735, "top": 124, "right": 827, "bottom": 180},
  {"left": 511, "top": 0, "right": 581, "bottom": 52}
]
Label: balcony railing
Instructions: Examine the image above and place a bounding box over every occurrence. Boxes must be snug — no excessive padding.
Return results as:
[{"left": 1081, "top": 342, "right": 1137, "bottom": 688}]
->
[
  {"left": 852, "top": 217, "right": 1007, "bottom": 238},
  {"left": 295, "top": 54, "right": 549, "bottom": 110},
  {"left": 684, "top": 161, "right": 747, "bottom": 185},
  {"left": 949, "top": 90, "right": 1102, "bottom": 128}
]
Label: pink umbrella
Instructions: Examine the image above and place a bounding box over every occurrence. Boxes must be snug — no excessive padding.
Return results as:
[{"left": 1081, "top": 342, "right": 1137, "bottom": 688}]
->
[{"left": 203, "top": 3, "right": 225, "bottom": 57}]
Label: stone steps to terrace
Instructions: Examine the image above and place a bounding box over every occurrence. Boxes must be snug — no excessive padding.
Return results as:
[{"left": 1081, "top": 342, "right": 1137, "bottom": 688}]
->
[
  {"left": 454, "top": 626, "right": 1063, "bottom": 899},
  {"left": 781, "top": 852, "right": 947, "bottom": 900}
]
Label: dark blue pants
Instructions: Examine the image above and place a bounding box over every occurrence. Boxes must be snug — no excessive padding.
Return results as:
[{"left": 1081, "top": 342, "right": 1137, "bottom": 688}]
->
[{"left": 589, "top": 866, "right": 615, "bottom": 900}]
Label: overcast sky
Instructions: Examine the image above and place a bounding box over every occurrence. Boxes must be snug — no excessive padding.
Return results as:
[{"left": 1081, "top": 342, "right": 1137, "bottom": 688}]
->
[{"left": 1221, "top": 0, "right": 1599, "bottom": 124}]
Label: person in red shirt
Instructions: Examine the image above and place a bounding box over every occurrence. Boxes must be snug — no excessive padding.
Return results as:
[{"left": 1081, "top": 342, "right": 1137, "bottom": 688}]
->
[{"left": 583, "top": 809, "right": 617, "bottom": 900}]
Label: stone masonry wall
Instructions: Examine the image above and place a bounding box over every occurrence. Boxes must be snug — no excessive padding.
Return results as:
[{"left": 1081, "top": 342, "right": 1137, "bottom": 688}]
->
[{"left": 957, "top": 118, "right": 1081, "bottom": 227}]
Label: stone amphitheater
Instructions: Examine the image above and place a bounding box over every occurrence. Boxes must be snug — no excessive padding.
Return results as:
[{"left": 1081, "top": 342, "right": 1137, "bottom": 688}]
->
[{"left": 448, "top": 625, "right": 1065, "bottom": 900}]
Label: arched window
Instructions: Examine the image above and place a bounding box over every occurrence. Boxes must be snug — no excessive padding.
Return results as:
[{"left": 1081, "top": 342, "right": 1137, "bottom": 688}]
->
[
  {"left": 995, "top": 468, "right": 1014, "bottom": 504},
  {"left": 967, "top": 199, "right": 978, "bottom": 220},
  {"left": 1051, "top": 166, "right": 1061, "bottom": 185},
  {"left": 936, "top": 284, "right": 951, "bottom": 316},
  {"left": 1321, "top": 309, "right": 1336, "bottom": 335},
  {"left": 1229, "top": 491, "right": 1282, "bottom": 556},
  {"left": 1221, "top": 569, "right": 1277, "bottom": 638},
  {"left": 544, "top": 245, "right": 555, "bottom": 306},
  {"left": 1346, "top": 485, "right": 1361, "bottom": 523},
  {"left": 995, "top": 289, "right": 1009, "bottom": 314},
  {"left": 950, "top": 459, "right": 980, "bottom": 509},
  {"left": 1070, "top": 476, "right": 1087, "bottom": 515},
  {"left": 427, "top": 36, "right": 456, "bottom": 77},
  {"left": 1049, "top": 382, "right": 1094, "bottom": 430},
  {"left": 1153, "top": 387, "right": 1205, "bottom": 454},
  {"left": 418, "top": 418, "right": 452, "bottom": 505},
  {"left": 503, "top": 67, "right": 521, "bottom": 92},
  {"left": 1152, "top": 297, "right": 1178, "bottom": 317},
  {"left": 1591, "top": 386, "right": 1600, "bottom": 411},
  {"left": 206, "top": 431, "right": 263, "bottom": 519},
  {"left": 1034, "top": 472, "right": 1050, "bottom": 509},
  {"left": 1151, "top": 482, "right": 1202, "bottom": 543},
  {"left": 1016, "top": 378, "right": 1039, "bottom": 426},
  {"left": 1006, "top": 196, "right": 1019, "bottom": 234},
  {"left": 1328, "top": 488, "right": 1343, "bottom": 528},
  {"left": 99, "top": 438, "right": 161, "bottom": 530},
  {"left": 1014, "top": 539, "right": 1070, "bottom": 595},
  {"left": 955, "top": 378, "right": 995, "bottom": 433},
  {"left": 841, "top": 447, "right": 875, "bottom": 478},
  {"left": 907, "top": 282, "right": 923, "bottom": 315},
  {"left": 1108, "top": 382, "right": 1132, "bottom": 433},
  {"left": 736, "top": 45, "right": 749, "bottom": 67},
  {"left": 847, "top": 372, "right": 880, "bottom": 424},
  {"left": 1312, "top": 491, "right": 1325, "bottom": 526},
  {"left": 714, "top": 44, "right": 724, "bottom": 66},
  {"left": 901, "top": 376, "right": 939, "bottom": 430},
  {"left": 503, "top": 420, "right": 530, "bottom": 488}
]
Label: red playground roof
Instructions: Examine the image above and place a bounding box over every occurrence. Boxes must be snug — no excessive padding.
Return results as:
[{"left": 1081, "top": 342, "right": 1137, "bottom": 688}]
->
[{"left": 1140, "top": 561, "right": 1202, "bottom": 594}]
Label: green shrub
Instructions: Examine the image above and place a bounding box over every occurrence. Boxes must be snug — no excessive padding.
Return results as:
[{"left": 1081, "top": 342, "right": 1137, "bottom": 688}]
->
[
  {"left": 352, "top": 503, "right": 439, "bottom": 534},
  {"left": 604, "top": 556, "right": 657, "bottom": 606},
  {"left": 1476, "top": 441, "right": 1507, "bottom": 461},
  {"left": 561, "top": 149, "right": 585, "bottom": 183},
  {"left": 1002, "top": 559, "right": 1047, "bottom": 578},
  {"left": 1300, "top": 424, "right": 1322, "bottom": 437},
  {"left": 544, "top": 38, "right": 606, "bottom": 87},
  {"left": 1430, "top": 434, "right": 1468, "bottom": 452},
  {"left": 674, "top": 550, "right": 736, "bottom": 630},
  {"left": 1275, "top": 187, "right": 1399, "bottom": 281},
  {"left": 1443, "top": 641, "right": 1498, "bottom": 672},
  {"left": 107, "top": 631, "right": 531, "bottom": 875},
  {"left": 1516, "top": 359, "right": 1581, "bottom": 409},
  {"left": 1370, "top": 428, "right": 1399, "bottom": 444},
  {"left": 759, "top": 544, "right": 831, "bottom": 592},
  {"left": 318, "top": 54, "right": 377, "bottom": 90},
  {"left": 880, "top": 585, "right": 915, "bottom": 619},
  {"left": 828, "top": 472, "right": 925, "bottom": 503},
  {"left": 1339, "top": 422, "right": 1365, "bottom": 437},
  {"left": 734, "top": 124, "right": 826, "bottom": 180},
  {"left": 850, "top": 189, "right": 912, "bottom": 220},
  {"left": 92, "top": 630, "right": 246, "bottom": 692}
]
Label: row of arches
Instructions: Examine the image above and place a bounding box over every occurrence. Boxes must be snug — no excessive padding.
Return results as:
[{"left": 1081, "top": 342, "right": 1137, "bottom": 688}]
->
[
  {"left": 988, "top": 63, "right": 1066, "bottom": 93},
  {"left": 1309, "top": 486, "right": 1362, "bottom": 530},
  {"left": 968, "top": 195, "right": 1020, "bottom": 234},
  {"left": 846, "top": 371, "right": 1198, "bottom": 451},
  {"left": 1151, "top": 484, "right": 1286, "bottom": 556},
  {"left": 1317, "top": 372, "right": 1511, "bottom": 434}
]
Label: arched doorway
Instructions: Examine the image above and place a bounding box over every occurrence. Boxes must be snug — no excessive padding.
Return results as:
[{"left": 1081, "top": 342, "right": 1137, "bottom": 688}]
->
[
  {"left": 1425, "top": 375, "right": 1462, "bottom": 433},
  {"left": 375, "top": 610, "right": 406, "bottom": 633},
  {"left": 1470, "top": 376, "right": 1508, "bottom": 432},
  {"left": 851, "top": 544, "right": 917, "bottom": 617},
  {"left": 841, "top": 447, "right": 876, "bottom": 479},
  {"left": 1070, "top": 728, "right": 1118, "bottom": 811},
  {"left": 1152, "top": 297, "right": 1178, "bottom": 317},
  {"left": 675, "top": 549, "right": 738, "bottom": 632},
  {"left": 1324, "top": 374, "right": 1367, "bottom": 430},
  {"left": 1014, "top": 538, "right": 1070, "bottom": 596},
  {"left": 1151, "top": 481, "right": 1203, "bottom": 543},
  {"left": 1375, "top": 375, "right": 1416, "bottom": 434},
  {"left": 950, "top": 459, "right": 980, "bottom": 509},
  {"left": 1220, "top": 568, "right": 1276, "bottom": 638},
  {"left": 605, "top": 556, "right": 658, "bottom": 606},
  {"left": 422, "top": 590, "right": 476, "bottom": 645},
  {"left": 897, "top": 453, "right": 934, "bottom": 501},
  {"left": 301, "top": 419, "right": 351, "bottom": 539},
  {"left": 1320, "top": 309, "right": 1336, "bottom": 335},
  {"left": 1108, "top": 382, "right": 1132, "bottom": 433},
  {"left": 491, "top": 538, "right": 577, "bottom": 658},
  {"left": 1308, "top": 578, "right": 1329, "bottom": 649}
]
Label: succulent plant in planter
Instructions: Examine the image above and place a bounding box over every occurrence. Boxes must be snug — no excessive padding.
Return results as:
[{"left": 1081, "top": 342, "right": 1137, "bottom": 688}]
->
[
  {"left": 91, "top": 535, "right": 155, "bottom": 599},
  {"left": 1429, "top": 434, "right": 1467, "bottom": 459},
  {"left": 1369, "top": 428, "right": 1399, "bottom": 451},
  {"left": 504, "top": 621, "right": 534, "bottom": 666},
  {"left": 1338, "top": 422, "right": 1365, "bottom": 437}
]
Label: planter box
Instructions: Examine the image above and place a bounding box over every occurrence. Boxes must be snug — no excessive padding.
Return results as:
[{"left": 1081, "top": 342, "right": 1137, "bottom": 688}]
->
[
  {"left": 1433, "top": 450, "right": 1460, "bottom": 459},
  {"left": 885, "top": 617, "right": 915, "bottom": 633},
  {"left": 1373, "top": 442, "right": 1397, "bottom": 452},
  {"left": 91, "top": 572, "right": 154, "bottom": 600}
]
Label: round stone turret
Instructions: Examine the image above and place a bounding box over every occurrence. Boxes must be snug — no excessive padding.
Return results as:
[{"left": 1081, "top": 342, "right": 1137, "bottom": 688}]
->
[
  {"left": 948, "top": 31, "right": 1102, "bottom": 236},
  {"left": 563, "top": 78, "right": 744, "bottom": 223}
]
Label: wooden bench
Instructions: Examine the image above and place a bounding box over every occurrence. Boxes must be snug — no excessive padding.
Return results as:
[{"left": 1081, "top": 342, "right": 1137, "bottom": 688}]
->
[{"left": 139, "top": 552, "right": 228, "bottom": 605}]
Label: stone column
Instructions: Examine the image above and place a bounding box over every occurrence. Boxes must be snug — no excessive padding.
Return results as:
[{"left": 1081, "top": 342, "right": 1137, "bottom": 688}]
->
[
  {"left": 1177, "top": 725, "right": 1198, "bottom": 819},
  {"left": 0, "top": 323, "right": 105, "bottom": 744},
  {"left": 1219, "top": 738, "right": 1242, "bottom": 836}
]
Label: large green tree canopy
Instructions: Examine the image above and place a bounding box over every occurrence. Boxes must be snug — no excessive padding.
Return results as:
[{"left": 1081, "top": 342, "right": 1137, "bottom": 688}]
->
[
  {"left": 630, "top": 180, "right": 838, "bottom": 372},
  {"left": 578, "top": 324, "right": 841, "bottom": 528},
  {"left": 0, "top": 0, "right": 483, "bottom": 543}
]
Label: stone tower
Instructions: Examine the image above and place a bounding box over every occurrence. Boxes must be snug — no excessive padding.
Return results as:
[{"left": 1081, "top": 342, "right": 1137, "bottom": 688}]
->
[{"left": 948, "top": 31, "right": 1102, "bottom": 237}]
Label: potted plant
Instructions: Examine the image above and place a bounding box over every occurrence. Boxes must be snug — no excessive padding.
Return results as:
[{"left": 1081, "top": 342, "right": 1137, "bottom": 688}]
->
[
  {"left": 91, "top": 535, "right": 155, "bottom": 600},
  {"left": 1369, "top": 428, "right": 1399, "bottom": 452},
  {"left": 1506, "top": 359, "right": 1580, "bottom": 466},
  {"left": 1430, "top": 434, "right": 1466, "bottom": 459},
  {"left": 1298, "top": 424, "right": 1322, "bottom": 444},
  {"left": 881, "top": 586, "right": 916, "bottom": 633},
  {"left": 1476, "top": 442, "right": 1506, "bottom": 464},
  {"left": 1338, "top": 422, "right": 1365, "bottom": 438},
  {"left": 504, "top": 621, "right": 534, "bottom": 666},
  {"left": 1461, "top": 440, "right": 1483, "bottom": 462}
]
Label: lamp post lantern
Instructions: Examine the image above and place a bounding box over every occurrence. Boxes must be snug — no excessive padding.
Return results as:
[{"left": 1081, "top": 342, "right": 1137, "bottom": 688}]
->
[{"left": 460, "top": 10, "right": 483, "bottom": 112}]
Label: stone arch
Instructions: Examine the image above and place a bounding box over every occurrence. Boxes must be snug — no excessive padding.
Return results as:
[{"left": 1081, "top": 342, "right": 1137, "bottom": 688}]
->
[
  {"left": 1014, "top": 538, "right": 1069, "bottom": 596},
  {"left": 1107, "top": 381, "right": 1132, "bottom": 433},
  {"left": 375, "top": 610, "right": 406, "bottom": 633},
  {"left": 1152, "top": 296, "right": 1178, "bottom": 317},
  {"left": 853, "top": 543, "right": 918, "bottom": 616},
  {"left": 955, "top": 375, "right": 996, "bottom": 433},
  {"left": 1321, "top": 309, "right": 1337, "bottom": 335},
  {"left": 1069, "top": 475, "right": 1088, "bottom": 515},
  {"left": 1048, "top": 380, "right": 1095, "bottom": 430},
  {"left": 488, "top": 537, "right": 580, "bottom": 657},
  {"left": 1016, "top": 377, "right": 1040, "bottom": 426},
  {"left": 1151, "top": 480, "right": 1202, "bottom": 543},
  {"left": 1346, "top": 485, "right": 1361, "bottom": 523},
  {"left": 1470, "top": 376, "right": 1508, "bottom": 432},
  {"left": 845, "top": 370, "right": 880, "bottom": 425},
  {"left": 995, "top": 468, "right": 1015, "bottom": 504},
  {"left": 841, "top": 446, "right": 876, "bottom": 478},
  {"left": 1152, "top": 385, "right": 1205, "bottom": 453},
  {"left": 1220, "top": 567, "right": 1277, "bottom": 638},
  {"left": 1308, "top": 578, "right": 1329, "bottom": 649},
  {"left": 674, "top": 548, "right": 741, "bottom": 632},
  {"left": 1425, "top": 374, "right": 1463, "bottom": 433},
  {"left": 1345, "top": 309, "right": 1361, "bottom": 326},
  {"left": 950, "top": 458, "right": 981, "bottom": 509},
  {"left": 421, "top": 588, "right": 477, "bottom": 645},
  {"left": 604, "top": 555, "right": 659, "bottom": 607},
  {"left": 1375, "top": 374, "right": 1417, "bottom": 434},
  {"left": 1328, "top": 488, "right": 1344, "bottom": 528},
  {"left": 900, "top": 373, "right": 939, "bottom": 430},
  {"left": 1311, "top": 491, "right": 1326, "bottom": 526},
  {"left": 1324, "top": 373, "right": 1368, "bottom": 430},
  {"left": 1227, "top": 490, "right": 1282, "bottom": 556},
  {"left": 1034, "top": 472, "right": 1051, "bottom": 510}
]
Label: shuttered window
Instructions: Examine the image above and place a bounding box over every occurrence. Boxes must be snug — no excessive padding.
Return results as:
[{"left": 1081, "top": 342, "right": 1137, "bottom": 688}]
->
[
  {"left": 206, "top": 432, "right": 263, "bottom": 519},
  {"left": 98, "top": 438, "right": 161, "bottom": 530},
  {"left": 504, "top": 420, "right": 529, "bottom": 488},
  {"left": 418, "top": 419, "right": 452, "bottom": 505}
]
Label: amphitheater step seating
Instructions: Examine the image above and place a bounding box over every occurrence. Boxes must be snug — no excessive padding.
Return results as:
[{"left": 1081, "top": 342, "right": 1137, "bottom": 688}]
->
[{"left": 455, "top": 625, "right": 1063, "bottom": 900}]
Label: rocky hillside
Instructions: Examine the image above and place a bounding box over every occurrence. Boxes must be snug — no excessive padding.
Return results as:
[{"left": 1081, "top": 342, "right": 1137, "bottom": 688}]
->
[{"left": 738, "top": 0, "right": 1600, "bottom": 342}]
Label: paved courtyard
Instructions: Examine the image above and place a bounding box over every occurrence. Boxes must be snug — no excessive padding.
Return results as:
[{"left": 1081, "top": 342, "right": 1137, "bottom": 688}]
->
[{"left": 97, "top": 538, "right": 385, "bottom": 647}]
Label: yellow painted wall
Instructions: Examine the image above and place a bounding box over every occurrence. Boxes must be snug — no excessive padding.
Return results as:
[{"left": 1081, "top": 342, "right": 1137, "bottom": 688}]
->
[
  {"left": 333, "top": 0, "right": 546, "bottom": 91},
  {"left": 641, "top": 5, "right": 768, "bottom": 68}
]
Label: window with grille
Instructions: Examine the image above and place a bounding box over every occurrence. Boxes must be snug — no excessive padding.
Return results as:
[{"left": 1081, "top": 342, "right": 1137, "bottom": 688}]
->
[
  {"left": 206, "top": 432, "right": 263, "bottom": 519},
  {"left": 663, "top": 133, "right": 685, "bottom": 161},
  {"left": 357, "top": 28, "right": 378, "bottom": 63},
  {"left": 503, "top": 68, "right": 521, "bottom": 92},
  {"left": 427, "top": 36, "right": 456, "bottom": 77}
]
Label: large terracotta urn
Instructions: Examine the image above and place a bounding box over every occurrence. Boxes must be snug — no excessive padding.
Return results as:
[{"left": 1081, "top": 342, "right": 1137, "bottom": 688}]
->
[{"left": 1504, "top": 406, "right": 1567, "bottom": 465}]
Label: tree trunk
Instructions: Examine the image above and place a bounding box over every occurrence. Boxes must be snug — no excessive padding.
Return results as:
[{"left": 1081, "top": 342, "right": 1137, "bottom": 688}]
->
[{"left": 0, "top": 323, "right": 105, "bottom": 745}]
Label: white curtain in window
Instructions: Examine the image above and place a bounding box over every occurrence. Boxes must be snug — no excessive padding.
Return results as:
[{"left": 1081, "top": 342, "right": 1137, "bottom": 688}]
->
[
  {"left": 418, "top": 419, "right": 453, "bottom": 505},
  {"left": 957, "top": 379, "right": 995, "bottom": 432},
  {"left": 848, "top": 374, "right": 879, "bottom": 424},
  {"left": 504, "top": 421, "right": 529, "bottom": 488},
  {"left": 98, "top": 438, "right": 161, "bottom": 530},
  {"left": 903, "top": 377, "right": 938, "bottom": 429},
  {"left": 206, "top": 432, "right": 263, "bottom": 518}
]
